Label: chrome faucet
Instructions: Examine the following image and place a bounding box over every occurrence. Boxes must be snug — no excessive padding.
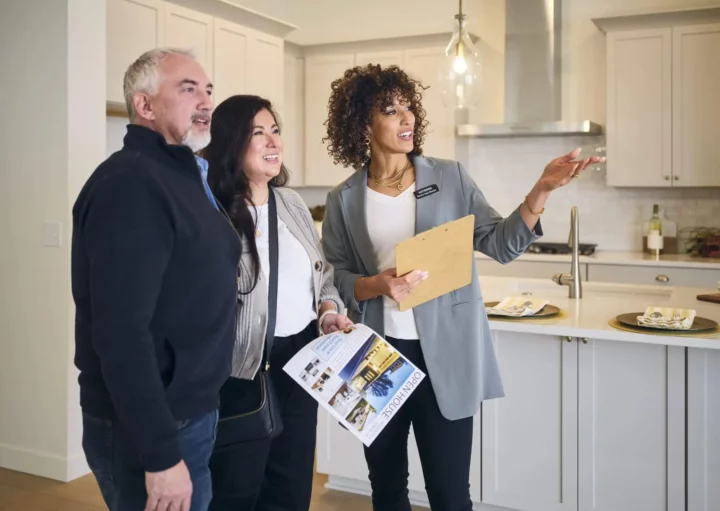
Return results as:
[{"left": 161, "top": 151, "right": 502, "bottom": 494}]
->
[{"left": 552, "top": 206, "right": 583, "bottom": 299}]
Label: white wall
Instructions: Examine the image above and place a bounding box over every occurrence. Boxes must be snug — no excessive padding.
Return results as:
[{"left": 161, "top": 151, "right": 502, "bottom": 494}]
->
[{"left": 0, "top": 0, "right": 105, "bottom": 482}]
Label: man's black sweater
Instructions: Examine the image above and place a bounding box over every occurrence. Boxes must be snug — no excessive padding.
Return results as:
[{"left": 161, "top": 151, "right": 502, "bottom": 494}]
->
[{"left": 72, "top": 125, "right": 241, "bottom": 472}]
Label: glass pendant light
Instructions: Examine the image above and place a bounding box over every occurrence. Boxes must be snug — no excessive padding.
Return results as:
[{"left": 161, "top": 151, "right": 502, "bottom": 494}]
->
[{"left": 440, "top": 0, "right": 481, "bottom": 109}]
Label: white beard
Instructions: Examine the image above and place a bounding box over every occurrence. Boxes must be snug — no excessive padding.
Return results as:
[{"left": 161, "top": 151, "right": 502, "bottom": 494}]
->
[{"left": 181, "top": 125, "right": 211, "bottom": 153}]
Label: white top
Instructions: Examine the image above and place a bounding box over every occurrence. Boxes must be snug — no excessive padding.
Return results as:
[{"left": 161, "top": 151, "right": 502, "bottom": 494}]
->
[
  {"left": 251, "top": 204, "right": 316, "bottom": 337},
  {"left": 365, "top": 184, "right": 420, "bottom": 340}
]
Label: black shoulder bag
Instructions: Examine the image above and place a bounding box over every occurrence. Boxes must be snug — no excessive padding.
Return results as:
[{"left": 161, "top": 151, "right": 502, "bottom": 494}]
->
[{"left": 214, "top": 191, "right": 283, "bottom": 448}]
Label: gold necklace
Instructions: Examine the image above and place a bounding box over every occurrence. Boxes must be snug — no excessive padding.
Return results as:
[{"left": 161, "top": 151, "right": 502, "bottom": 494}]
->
[
  {"left": 249, "top": 195, "right": 269, "bottom": 238},
  {"left": 370, "top": 160, "right": 411, "bottom": 190}
]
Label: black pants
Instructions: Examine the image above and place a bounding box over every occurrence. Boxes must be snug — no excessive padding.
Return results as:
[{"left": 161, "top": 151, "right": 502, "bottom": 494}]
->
[
  {"left": 363, "top": 337, "right": 474, "bottom": 511},
  {"left": 208, "top": 322, "right": 319, "bottom": 511}
]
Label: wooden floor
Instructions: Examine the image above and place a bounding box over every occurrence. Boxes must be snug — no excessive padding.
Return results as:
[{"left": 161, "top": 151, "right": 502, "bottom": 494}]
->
[{"left": 0, "top": 467, "right": 426, "bottom": 511}]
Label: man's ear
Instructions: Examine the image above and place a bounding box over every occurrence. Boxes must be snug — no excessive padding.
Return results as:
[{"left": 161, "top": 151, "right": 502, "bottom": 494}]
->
[{"left": 132, "top": 92, "right": 155, "bottom": 122}]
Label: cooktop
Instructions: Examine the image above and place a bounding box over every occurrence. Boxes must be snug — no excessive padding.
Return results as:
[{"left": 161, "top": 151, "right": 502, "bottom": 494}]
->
[{"left": 526, "top": 242, "right": 597, "bottom": 256}]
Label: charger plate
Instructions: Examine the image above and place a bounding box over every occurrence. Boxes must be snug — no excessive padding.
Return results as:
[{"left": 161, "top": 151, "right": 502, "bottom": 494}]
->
[
  {"left": 484, "top": 301, "right": 561, "bottom": 319},
  {"left": 608, "top": 317, "right": 720, "bottom": 339},
  {"left": 484, "top": 302, "right": 566, "bottom": 323},
  {"left": 616, "top": 312, "right": 718, "bottom": 333}
]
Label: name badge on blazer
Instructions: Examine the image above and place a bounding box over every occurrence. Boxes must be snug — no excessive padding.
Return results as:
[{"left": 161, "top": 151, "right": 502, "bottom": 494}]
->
[{"left": 414, "top": 184, "right": 439, "bottom": 199}]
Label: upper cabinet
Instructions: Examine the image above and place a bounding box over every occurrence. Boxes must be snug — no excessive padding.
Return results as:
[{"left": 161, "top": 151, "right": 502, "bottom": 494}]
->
[
  {"left": 304, "top": 54, "right": 357, "bottom": 187},
  {"left": 303, "top": 46, "right": 455, "bottom": 188},
  {"left": 107, "top": 0, "right": 289, "bottom": 115},
  {"left": 107, "top": 0, "right": 165, "bottom": 105},
  {"left": 164, "top": 4, "right": 214, "bottom": 79},
  {"left": 672, "top": 24, "right": 720, "bottom": 188},
  {"left": 605, "top": 28, "right": 672, "bottom": 188},
  {"left": 597, "top": 9, "right": 720, "bottom": 188}
]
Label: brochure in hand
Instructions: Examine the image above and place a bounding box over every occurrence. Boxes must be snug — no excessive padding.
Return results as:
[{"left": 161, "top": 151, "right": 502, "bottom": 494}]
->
[{"left": 283, "top": 323, "right": 426, "bottom": 446}]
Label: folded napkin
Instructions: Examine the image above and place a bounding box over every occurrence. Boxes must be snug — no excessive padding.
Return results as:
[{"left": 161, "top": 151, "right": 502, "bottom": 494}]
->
[
  {"left": 486, "top": 296, "right": 549, "bottom": 317},
  {"left": 636, "top": 306, "right": 696, "bottom": 330}
]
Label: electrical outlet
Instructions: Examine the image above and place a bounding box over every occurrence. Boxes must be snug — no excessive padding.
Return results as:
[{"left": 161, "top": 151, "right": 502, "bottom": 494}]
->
[{"left": 43, "top": 221, "right": 62, "bottom": 247}]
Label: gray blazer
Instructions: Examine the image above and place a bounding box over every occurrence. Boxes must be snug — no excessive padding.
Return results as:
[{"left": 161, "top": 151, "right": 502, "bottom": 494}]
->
[
  {"left": 231, "top": 186, "right": 344, "bottom": 380},
  {"left": 321, "top": 155, "right": 542, "bottom": 420}
]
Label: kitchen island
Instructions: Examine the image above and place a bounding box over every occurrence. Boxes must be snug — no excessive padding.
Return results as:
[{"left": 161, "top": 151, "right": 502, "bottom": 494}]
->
[{"left": 315, "top": 275, "right": 720, "bottom": 511}]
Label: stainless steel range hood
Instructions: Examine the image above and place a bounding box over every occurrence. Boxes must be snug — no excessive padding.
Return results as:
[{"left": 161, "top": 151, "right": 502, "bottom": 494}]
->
[{"left": 457, "top": 0, "right": 603, "bottom": 137}]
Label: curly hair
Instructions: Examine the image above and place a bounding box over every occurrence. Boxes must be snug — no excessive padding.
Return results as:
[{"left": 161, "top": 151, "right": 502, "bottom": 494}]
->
[{"left": 322, "top": 64, "right": 429, "bottom": 169}]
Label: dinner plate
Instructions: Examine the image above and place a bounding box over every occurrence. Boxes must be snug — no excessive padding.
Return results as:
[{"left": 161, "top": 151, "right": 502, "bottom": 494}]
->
[
  {"left": 484, "top": 301, "right": 561, "bottom": 319},
  {"left": 616, "top": 312, "right": 718, "bottom": 333}
]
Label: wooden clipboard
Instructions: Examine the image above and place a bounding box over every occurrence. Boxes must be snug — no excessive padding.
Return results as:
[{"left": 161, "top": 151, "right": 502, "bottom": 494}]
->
[{"left": 395, "top": 214, "right": 475, "bottom": 311}]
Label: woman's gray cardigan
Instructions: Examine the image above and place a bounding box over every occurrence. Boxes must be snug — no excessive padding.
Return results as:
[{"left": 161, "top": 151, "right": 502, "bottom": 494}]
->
[{"left": 230, "top": 186, "right": 344, "bottom": 380}]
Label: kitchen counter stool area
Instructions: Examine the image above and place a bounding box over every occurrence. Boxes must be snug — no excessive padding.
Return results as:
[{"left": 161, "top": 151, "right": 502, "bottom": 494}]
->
[{"left": 315, "top": 276, "right": 720, "bottom": 511}]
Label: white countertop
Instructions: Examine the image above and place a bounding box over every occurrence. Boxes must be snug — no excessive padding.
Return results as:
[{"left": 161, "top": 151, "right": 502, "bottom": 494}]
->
[
  {"left": 475, "top": 250, "right": 720, "bottom": 269},
  {"left": 478, "top": 275, "right": 720, "bottom": 350}
]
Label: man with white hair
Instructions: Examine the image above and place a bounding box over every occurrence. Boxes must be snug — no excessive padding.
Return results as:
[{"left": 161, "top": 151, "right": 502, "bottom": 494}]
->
[{"left": 71, "top": 48, "right": 241, "bottom": 511}]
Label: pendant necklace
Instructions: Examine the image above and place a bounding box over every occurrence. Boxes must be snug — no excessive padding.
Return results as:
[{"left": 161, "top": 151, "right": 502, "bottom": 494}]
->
[
  {"left": 370, "top": 160, "right": 411, "bottom": 190},
  {"left": 251, "top": 194, "right": 269, "bottom": 238}
]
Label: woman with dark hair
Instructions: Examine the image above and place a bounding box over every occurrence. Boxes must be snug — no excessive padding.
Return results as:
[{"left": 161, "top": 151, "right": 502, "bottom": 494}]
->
[
  {"left": 201, "top": 94, "right": 352, "bottom": 510},
  {"left": 320, "top": 64, "right": 603, "bottom": 511}
]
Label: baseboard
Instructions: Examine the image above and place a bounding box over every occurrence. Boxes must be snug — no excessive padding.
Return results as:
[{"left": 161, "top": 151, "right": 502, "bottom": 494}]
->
[
  {"left": 325, "top": 475, "right": 495, "bottom": 510},
  {"left": 67, "top": 451, "right": 91, "bottom": 481},
  {"left": 0, "top": 444, "right": 90, "bottom": 482},
  {"left": 326, "top": 475, "right": 433, "bottom": 508}
]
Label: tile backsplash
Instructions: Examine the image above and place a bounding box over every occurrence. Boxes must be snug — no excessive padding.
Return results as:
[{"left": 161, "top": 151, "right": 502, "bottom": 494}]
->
[
  {"left": 294, "top": 135, "right": 720, "bottom": 253},
  {"left": 464, "top": 135, "right": 720, "bottom": 252}
]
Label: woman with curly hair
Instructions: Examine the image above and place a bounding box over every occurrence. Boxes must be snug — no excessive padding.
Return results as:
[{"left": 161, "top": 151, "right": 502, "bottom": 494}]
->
[{"left": 320, "top": 64, "right": 602, "bottom": 511}]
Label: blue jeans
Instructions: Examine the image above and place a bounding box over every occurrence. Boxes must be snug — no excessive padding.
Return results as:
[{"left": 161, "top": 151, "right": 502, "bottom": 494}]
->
[{"left": 82, "top": 409, "right": 218, "bottom": 511}]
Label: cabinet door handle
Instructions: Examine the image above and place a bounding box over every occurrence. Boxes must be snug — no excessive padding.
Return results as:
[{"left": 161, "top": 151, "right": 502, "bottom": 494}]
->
[
  {"left": 656, "top": 274, "right": 670, "bottom": 283},
  {"left": 673, "top": 176, "right": 679, "bottom": 181},
  {"left": 564, "top": 336, "right": 573, "bottom": 343},
  {"left": 664, "top": 175, "right": 670, "bottom": 181},
  {"left": 581, "top": 338, "right": 588, "bottom": 344}
]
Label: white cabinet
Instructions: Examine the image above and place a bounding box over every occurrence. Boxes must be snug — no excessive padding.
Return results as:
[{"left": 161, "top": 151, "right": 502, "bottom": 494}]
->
[
  {"left": 304, "top": 54, "right": 357, "bottom": 187},
  {"left": 247, "top": 32, "right": 284, "bottom": 110},
  {"left": 477, "top": 257, "right": 719, "bottom": 289},
  {"left": 577, "top": 340, "right": 685, "bottom": 511},
  {"left": 355, "top": 50, "right": 403, "bottom": 68},
  {"left": 482, "top": 332, "right": 685, "bottom": 511},
  {"left": 107, "top": 0, "right": 165, "bottom": 105},
  {"left": 164, "top": 3, "right": 214, "bottom": 79},
  {"left": 403, "top": 48, "right": 455, "bottom": 161},
  {"left": 606, "top": 28, "right": 672, "bottom": 187},
  {"left": 303, "top": 46, "right": 454, "bottom": 187},
  {"left": 283, "top": 53, "right": 305, "bottom": 187},
  {"left": 588, "top": 264, "right": 720, "bottom": 289},
  {"left": 672, "top": 24, "right": 720, "bottom": 187},
  {"left": 107, "top": 1, "right": 285, "bottom": 118},
  {"left": 481, "top": 332, "right": 578, "bottom": 511},
  {"left": 316, "top": 407, "right": 481, "bottom": 507},
  {"left": 604, "top": 22, "right": 720, "bottom": 187},
  {"left": 212, "top": 18, "right": 250, "bottom": 106},
  {"left": 687, "top": 348, "right": 720, "bottom": 511},
  {"left": 211, "top": 19, "right": 284, "bottom": 110},
  {"left": 476, "top": 258, "right": 588, "bottom": 281}
]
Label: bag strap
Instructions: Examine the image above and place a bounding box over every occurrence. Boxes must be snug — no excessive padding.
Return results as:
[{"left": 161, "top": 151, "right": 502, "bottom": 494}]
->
[{"left": 263, "top": 189, "right": 279, "bottom": 371}]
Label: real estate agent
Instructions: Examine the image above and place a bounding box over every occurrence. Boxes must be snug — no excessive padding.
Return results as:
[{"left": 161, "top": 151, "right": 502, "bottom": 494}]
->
[{"left": 320, "top": 63, "right": 601, "bottom": 511}]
